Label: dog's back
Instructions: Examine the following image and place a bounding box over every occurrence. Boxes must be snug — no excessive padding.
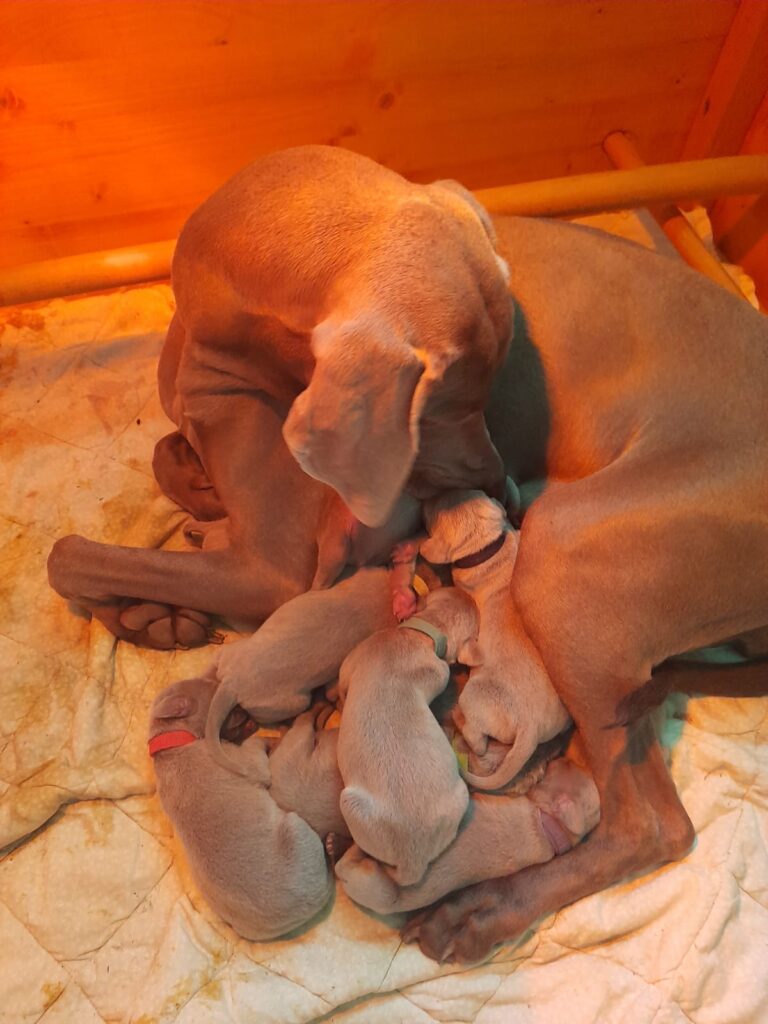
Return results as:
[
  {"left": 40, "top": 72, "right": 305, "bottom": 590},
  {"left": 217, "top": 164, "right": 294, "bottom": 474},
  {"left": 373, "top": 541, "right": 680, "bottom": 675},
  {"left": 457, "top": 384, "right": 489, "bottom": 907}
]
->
[{"left": 488, "top": 215, "right": 768, "bottom": 484}]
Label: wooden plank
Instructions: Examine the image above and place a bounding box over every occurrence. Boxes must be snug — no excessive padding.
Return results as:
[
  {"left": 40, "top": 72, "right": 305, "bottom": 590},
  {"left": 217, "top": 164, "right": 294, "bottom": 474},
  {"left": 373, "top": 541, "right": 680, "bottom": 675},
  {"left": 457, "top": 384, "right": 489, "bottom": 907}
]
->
[
  {"left": 0, "top": 0, "right": 738, "bottom": 267},
  {"left": 681, "top": 0, "right": 768, "bottom": 159},
  {"left": 710, "top": 90, "right": 768, "bottom": 308},
  {"left": 6, "top": 153, "right": 767, "bottom": 307}
]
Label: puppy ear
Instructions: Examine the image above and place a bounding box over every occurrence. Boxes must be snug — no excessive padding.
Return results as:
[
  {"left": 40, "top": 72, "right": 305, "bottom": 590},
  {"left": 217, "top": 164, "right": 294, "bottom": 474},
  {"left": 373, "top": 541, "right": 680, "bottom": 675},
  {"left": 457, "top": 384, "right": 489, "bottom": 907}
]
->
[
  {"left": 283, "top": 318, "right": 435, "bottom": 528},
  {"left": 152, "top": 693, "right": 194, "bottom": 719},
  {"left": 457, "top": 639, "right": 484, "bottom": 668},
  {"left": 340, "top": 786, "right": 377, "bottom": 827}
]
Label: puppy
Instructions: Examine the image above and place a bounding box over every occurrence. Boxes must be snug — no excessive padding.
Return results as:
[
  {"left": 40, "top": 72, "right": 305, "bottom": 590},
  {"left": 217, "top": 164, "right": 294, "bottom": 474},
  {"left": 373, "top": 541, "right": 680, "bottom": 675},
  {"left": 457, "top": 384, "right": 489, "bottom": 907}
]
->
[
  {"left": 206, "top": 566, "right": 396, "bottom": 773},
  {"left": 149, "top": 677, "right": 333, "bottom": 941},
  {"left": 422, "top": 490, "right": 571, "bottom": 790},
  {"left": 336, "top": 587, "right": 480, "bottom": 886},
  {"left": 336, "top": 756, "right": 600, "bottom": 913},
  {"left": 268, "top": 703, "right": 348, "bottom": 840}
]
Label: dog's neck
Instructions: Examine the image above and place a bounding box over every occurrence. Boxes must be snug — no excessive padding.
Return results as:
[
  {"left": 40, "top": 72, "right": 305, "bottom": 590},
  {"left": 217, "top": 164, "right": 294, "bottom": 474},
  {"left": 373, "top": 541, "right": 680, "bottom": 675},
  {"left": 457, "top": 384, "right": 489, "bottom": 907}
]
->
[
  {"left": 452, "top": 531, "right": 508, "bottom": 569},
  {"left": 448, "top": 528, "right": 517, "bottom": 598},
  {"left": 148, "top": 729, "right": 199, "bottom": 756},
  {"left": 401, "top": 604, "right": 476, "bottom": 663}
]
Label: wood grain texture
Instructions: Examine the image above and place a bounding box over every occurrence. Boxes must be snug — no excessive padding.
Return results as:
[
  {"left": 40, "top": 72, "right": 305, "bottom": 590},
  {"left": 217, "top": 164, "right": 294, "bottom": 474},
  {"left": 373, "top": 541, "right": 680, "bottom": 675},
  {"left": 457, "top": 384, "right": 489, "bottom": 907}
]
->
[
  {"left": 1, "top": 0, "right": 739, "bottom": 267},
  {"left": 681, "top": 0, "right": 768, "bottom": 161},
  {"left": 711, "top": 90, "right": 768, "bottom": 308}
]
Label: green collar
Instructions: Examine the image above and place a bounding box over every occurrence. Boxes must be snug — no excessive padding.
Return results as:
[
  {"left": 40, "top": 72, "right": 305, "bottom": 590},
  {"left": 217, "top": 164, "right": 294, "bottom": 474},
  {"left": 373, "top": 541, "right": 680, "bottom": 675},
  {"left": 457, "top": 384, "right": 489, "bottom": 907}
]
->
[{"left": 398, "top": 617, "right": 448, "bottom": 659}]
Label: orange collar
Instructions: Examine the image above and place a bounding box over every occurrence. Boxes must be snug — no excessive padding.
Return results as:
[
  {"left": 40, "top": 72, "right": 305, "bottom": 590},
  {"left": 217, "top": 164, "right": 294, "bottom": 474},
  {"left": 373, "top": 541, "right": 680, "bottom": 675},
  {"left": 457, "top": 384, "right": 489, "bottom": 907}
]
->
[{"left": 148, "top": 730, "right": 198, "bottom": 757}]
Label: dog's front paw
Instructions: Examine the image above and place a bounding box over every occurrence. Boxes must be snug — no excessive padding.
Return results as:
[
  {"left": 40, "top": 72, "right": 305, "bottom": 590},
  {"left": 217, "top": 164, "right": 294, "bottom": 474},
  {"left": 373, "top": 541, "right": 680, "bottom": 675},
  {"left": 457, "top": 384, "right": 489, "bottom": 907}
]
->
[
  {"left": 392, "top": 585, "right": 418, "bottom": 622},
  {"left": 402, "top": 875, "right": 526, "bottom": 963},
  {"left": 118, "top": 602, "right": 223, "bottom": 649}
]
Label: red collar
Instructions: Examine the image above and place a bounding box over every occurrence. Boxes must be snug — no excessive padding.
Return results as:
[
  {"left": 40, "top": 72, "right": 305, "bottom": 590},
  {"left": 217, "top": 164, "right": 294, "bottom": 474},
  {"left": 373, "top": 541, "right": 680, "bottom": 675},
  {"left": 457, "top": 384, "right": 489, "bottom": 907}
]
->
[
  {"left": 452, "top": 532, "right": 508, "bottom": 570},
  {"left": 148, "top": 730, "right": 198, "bottom": 757}
]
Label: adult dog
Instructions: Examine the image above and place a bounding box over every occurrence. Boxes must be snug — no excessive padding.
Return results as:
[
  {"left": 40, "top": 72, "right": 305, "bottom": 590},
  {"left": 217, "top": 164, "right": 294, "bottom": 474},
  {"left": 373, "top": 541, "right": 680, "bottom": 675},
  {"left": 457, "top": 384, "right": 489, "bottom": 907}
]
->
[
  {"left": 48, "top": 148, "right": 768, "bottom": 963},
  {"left": 47, "top": 145, "right": 512, "bottom": 644}
]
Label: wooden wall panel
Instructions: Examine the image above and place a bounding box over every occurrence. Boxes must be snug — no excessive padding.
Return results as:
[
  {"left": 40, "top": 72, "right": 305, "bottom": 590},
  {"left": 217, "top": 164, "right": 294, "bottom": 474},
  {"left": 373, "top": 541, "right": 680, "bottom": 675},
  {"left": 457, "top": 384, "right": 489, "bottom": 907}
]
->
[
  {"left": 0, "top": 0, "right": 739, "bottom": 268},
  {"left": 710, "top": 92, "right": 768, "bottom": 308}
]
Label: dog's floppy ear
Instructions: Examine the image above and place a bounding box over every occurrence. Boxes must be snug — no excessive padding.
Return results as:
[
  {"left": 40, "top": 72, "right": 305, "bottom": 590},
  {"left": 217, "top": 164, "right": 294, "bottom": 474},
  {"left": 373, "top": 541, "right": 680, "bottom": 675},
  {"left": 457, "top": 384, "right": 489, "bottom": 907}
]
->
[
  {"left": 457, "top": 638, "right": 484, "bottom": 668},
  {"left": 152, "top": 693, "right": 194, "bottom": 719},
  {"left": 283, "top": 317, "right": 439, "bottom": 528}
]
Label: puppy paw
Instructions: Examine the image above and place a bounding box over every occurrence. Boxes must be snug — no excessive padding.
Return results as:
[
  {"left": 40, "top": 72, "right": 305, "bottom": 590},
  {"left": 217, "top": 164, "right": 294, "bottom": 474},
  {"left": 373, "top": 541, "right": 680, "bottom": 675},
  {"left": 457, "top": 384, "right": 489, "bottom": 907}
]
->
[
  {"left": 392, "top": 585, "right": 418, "bottom": 622},
  {"left": 336, "top": 845, "right": 401, "bottom": 913},
  {"left": 118, "top": 602, "right": 224, "bottom": 649}
]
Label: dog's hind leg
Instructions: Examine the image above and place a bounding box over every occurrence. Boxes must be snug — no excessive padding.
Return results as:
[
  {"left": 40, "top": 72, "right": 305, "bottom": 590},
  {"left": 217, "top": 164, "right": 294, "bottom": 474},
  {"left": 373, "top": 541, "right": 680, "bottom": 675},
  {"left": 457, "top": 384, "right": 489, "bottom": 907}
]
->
[
  {"left": 48, "top": 393, "right": 328, "bottom": 646},
  {"left": 152, "top": 431, "right": 226, "bottom": 522},
  {"left": 403, "top": 708, "right": 693, "bottom": 963}
]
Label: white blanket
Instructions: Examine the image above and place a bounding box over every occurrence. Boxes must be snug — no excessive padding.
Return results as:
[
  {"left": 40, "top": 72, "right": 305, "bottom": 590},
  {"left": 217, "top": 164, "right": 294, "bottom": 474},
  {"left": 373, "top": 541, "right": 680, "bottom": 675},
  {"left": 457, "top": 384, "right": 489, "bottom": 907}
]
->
[{"left": 1, "top": 212, "right": 766, "bottom": 1023}]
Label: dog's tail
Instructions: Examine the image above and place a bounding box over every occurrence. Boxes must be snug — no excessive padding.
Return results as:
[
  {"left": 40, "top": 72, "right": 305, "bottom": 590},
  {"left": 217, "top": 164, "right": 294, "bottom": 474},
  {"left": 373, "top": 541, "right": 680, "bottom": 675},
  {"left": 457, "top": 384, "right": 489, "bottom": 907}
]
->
[
  {"left": 611, "top": 657, "right": 768, "bottom": 728},
  {"left": 459, "top": 731, "right": 538, "bottom": 792},
  {"left": 205, "top": 684, "right": 250, "bottom": 776}
]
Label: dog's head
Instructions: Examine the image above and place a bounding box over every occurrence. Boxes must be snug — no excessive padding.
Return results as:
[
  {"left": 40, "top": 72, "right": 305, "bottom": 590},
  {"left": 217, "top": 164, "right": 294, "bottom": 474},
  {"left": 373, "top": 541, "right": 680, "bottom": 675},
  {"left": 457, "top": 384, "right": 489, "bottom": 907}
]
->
[
  {"left": 283, "top": 315, "right": 437, "bottom": 528},
  {"left": 148, "top": 676, "right": 216, "bottom": 741},
  {"left": 420, "top": 490, "right": 509, "bottom": 565},
  {"left": 282, "top": 180, "right": 512, "bottom": 528}
]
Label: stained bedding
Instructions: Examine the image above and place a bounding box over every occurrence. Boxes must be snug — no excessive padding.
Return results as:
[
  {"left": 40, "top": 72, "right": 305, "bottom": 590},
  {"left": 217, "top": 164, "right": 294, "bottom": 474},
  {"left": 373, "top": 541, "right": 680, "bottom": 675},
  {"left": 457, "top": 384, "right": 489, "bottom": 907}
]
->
[{"left": 1, "top": 211, "right": 766, "bottom": 1024}]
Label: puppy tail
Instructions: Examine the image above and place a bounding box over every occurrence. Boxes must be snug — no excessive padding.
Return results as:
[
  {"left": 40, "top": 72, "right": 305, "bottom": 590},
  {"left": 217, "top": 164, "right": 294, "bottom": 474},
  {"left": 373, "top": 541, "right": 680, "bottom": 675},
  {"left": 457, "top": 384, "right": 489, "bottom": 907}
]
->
[
  {"left": 459, "top": 733, "right": 535, "bottom": 792},
  {"left": 204, "top": 684, "right": 248, "bottom": 776}
]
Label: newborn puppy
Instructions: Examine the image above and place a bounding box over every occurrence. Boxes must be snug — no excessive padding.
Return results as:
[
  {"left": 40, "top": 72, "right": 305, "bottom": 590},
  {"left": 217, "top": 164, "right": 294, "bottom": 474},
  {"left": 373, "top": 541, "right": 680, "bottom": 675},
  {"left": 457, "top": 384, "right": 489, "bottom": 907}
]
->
[
  {"left": 422, "top": 490, "right": 571, "bottom": 790},
  {"left": 336, "top": 757, "right": 600, "bottom": 913},
  {"left": 268, "top": 703, "right": 348, "bottom": 839},
  {"left": 206, "top": 567, "right": 395, "bottom": 774},
  {"left": 149, "top": 677, "right": 333, "bottom": 941},
  {"left": 337, "top": 587, "right": 480, "bottom": 886}
]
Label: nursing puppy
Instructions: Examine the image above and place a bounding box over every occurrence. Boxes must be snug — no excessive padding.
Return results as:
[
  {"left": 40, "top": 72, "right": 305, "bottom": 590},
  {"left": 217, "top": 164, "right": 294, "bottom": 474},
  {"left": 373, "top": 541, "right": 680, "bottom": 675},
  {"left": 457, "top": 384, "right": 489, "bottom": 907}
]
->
[
  {"left": 336, "top": 756, "right": 600, "bottom": 914},
  {"left": 336, "top": 587, "right": 480, "bottom": 886},
  {"left": 149, "top": 677, "right": 333, "bottom": 941},
  {"left": 205, "top": 567, "right": 395, "bottom": 774},
  {"left": 422, "top": 490, "right": 571, "bottom": 790}
]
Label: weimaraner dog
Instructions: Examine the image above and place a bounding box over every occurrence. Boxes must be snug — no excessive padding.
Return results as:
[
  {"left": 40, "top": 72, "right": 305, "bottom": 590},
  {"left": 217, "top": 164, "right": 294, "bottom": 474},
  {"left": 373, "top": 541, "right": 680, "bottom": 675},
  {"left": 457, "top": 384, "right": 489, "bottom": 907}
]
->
[
  {"left": 48, "top": 144, "right": 512, "bottom": 644},
  {"left": 48, "top": 146, "right": 768, "bottom": 963},
  {"left": 336, "top": 587, "right": 480, "bottom": 886},
  {"left": 420, "top": 489, "right": 570, "bottom": 791},
  {"left": 149, "top": 676, "right": 334, "bottom": 941},
  {"left": 337, "top": 756, "right": 600, "bottom": 914}
]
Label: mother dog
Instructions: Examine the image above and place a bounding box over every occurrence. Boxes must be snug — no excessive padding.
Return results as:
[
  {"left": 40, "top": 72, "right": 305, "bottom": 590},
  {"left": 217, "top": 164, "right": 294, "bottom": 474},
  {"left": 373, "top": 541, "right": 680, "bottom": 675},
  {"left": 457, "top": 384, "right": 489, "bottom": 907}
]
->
[{"left": 48, "top": 146, "right": 768, "bottom": 963}]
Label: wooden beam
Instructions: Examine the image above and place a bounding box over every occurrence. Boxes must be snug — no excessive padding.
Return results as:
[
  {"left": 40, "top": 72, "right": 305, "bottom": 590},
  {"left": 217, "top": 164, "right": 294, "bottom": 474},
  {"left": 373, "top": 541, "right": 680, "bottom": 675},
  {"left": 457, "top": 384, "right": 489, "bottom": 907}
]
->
[
  {"left": 0, "top": 241, "right": 174, "bottom": 307},
  {"left": 710, "top": 90, "right": 768, "bottom": 308},
  {"left": 603, "top": 132, "right": 747, "bottom": 299},
  {"left": 4, "top": 153, "right": 768, "bottom": 308},
  {"left": 474, "top": 155, "right": 768, "bottom": 218},
  {"left": 681, "top": 0, "right": 768, "bottom": 159}
]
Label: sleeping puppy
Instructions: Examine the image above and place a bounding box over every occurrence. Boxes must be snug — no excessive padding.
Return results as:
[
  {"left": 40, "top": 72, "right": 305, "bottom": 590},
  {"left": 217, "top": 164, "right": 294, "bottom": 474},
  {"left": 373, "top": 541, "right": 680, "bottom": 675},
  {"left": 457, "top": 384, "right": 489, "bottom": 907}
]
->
[
  {"left": 336, "top": 756, "right": 600, "bottom": 913},
  {"left": 149, "top": 677, "right": 333, "bottom": 941},
  {"left": 336, "top": 587, "right": 480, "bottom": 886},
  {"left": 268, "top": 702, "right": 348, "bottom": 840},
  {"left": 205, "top": 567, "right": 396, "bottom": 773},
  {"left": 422, "top": 490, "right": 571, "bottom": 790}
]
